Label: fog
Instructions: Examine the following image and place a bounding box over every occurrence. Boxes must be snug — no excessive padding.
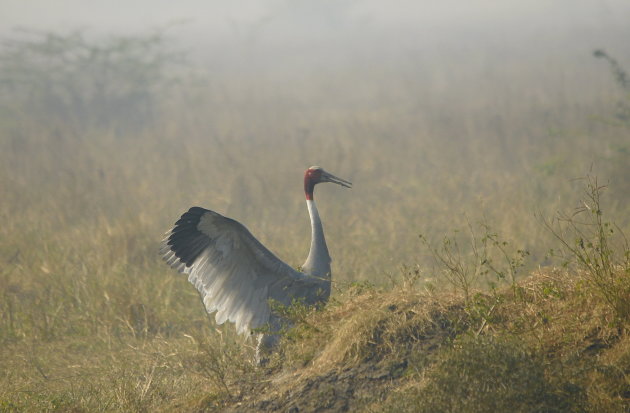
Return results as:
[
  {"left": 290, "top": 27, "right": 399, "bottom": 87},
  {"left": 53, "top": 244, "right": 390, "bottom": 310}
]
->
[
  {"left": 2, "top": 1, "right": 629, "bottom": 99},
  {"left": 1, "top": 0, "right": 629, "bottom": 280},
  {"left": 3, "top": 1, "right": 629, "bottom": 68}
]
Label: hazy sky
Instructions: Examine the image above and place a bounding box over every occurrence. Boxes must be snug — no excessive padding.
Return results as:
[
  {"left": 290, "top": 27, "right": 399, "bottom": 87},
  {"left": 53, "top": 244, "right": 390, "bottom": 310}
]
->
[
  {"left": 2, "top": 1, "right": 629, "bottom": 49},
  {"left": 1, "top": 1, "right": 629, "bottom": 82}
]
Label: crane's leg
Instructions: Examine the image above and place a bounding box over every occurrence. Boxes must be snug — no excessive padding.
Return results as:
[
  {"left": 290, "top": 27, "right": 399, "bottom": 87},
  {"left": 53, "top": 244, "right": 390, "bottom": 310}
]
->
[{"left": 255, "top": 333, "right": 280, "bottom": 366}]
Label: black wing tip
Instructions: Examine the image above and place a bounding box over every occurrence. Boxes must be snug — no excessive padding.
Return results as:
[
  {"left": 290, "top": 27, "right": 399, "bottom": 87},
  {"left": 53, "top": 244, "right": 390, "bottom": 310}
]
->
[
  {"left": 161, "top": 206, "right": 212, "bottom": 268},
  {"left": 186, "top": 206, "right": 209, "bottom": 216},
  {"left": 173, "top": 206, "right": 208, "bottom": 225}
]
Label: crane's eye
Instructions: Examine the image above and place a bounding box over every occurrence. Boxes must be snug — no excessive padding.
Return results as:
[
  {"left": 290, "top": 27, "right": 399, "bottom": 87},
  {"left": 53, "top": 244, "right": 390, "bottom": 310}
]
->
[{"left": 307, "top": 168, "right": 323, "bottom": 181}]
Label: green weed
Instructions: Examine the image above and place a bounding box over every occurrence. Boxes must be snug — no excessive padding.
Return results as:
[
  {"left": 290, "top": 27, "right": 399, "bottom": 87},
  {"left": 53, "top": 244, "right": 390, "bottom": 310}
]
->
[{"left": 542, "top": 175, "right": 630, "bottom": 322}]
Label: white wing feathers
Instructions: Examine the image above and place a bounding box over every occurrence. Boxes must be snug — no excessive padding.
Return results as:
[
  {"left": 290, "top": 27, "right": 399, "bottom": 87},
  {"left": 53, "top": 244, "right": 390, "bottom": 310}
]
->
[{"left": 160, "top": 207, "right": 319, "bottom": 335}]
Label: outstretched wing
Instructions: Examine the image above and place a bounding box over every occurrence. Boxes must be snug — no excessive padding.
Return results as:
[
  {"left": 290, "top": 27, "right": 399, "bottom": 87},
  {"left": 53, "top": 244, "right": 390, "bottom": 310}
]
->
[{"left": 160, "top": 207, "right": 309, "bottom": 335}]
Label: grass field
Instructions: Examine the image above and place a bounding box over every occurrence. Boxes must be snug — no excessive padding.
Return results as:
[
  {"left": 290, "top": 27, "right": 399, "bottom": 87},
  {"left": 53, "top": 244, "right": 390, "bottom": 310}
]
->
[{"left": 0, "top": 23, "right": 629, "bottom": 411}]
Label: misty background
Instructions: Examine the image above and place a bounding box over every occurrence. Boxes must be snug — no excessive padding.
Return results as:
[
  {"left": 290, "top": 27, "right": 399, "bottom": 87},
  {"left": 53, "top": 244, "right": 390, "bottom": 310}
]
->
[{"left": 1, "top": 0, "right": 629, "bottom": 282}]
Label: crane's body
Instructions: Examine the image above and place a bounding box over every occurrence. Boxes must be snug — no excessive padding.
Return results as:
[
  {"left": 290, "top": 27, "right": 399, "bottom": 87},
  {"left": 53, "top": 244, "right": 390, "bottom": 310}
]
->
[{"left": 160, "top": 166, "right": 351, "bottom": 362}]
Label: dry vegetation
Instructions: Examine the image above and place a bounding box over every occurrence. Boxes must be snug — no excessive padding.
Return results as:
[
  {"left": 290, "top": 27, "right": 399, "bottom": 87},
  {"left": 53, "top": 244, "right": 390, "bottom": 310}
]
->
[
  {"left": 0, "top": 29, "right": 629, "bottom": 411},
  {"left": 234, "top": 270, "right": 629, "bottom": 412}
]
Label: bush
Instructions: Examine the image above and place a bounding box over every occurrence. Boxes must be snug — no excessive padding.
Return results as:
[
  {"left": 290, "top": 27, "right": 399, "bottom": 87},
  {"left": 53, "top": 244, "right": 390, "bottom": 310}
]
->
[
  {"left": 593, "top": 49, "right": 630, "bottom": 126},
  {"left": 542, "top": 175, "right": 630, "bottom": 322},
  {"left": 0, "top": 28, "right": 183, "bottom": 133},
  {"left": 420, "top": 219, "right": 529, "bottom": 304}
]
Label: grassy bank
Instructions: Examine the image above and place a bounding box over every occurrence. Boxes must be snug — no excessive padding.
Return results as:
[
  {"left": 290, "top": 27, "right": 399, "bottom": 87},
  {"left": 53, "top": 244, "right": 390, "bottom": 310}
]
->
[{"left": 2, "top": 266, "right": 628, "bottom": 411}]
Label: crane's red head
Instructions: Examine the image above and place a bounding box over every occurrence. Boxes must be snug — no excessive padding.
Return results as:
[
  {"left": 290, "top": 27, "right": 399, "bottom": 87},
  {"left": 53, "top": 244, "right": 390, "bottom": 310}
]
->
[{"left": 304, "top": 166, "right": 352, "bottom": 200}]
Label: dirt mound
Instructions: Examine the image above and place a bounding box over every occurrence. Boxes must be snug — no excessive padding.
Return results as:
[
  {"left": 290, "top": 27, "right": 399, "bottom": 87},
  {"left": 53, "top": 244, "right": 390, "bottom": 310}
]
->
[
  {"left": 216, "top": 272, "right": 629, "bottom": 412},
  {"left": 224, "top": 291, "right": 465, "bottom": 412}
]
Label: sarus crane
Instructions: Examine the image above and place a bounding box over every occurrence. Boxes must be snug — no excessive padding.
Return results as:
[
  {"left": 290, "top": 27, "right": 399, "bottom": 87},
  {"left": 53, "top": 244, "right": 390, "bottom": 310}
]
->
[{"left": 160, "top": 166, "right": 351, "bottom": 362}]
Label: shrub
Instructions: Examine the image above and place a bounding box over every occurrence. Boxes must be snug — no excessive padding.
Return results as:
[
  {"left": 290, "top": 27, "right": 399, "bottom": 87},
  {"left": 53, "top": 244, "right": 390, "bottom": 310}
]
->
[
  {"left": 542, "top": 175, "right": 630, "bottom": 322},
  {"left": 593, "top": 49, "right": 630, "bottom": 126},
  {"left": 0, "top": 28, "right": 183, "bottom": 133},
  {"left": 420, "top": 219, "right": 529, "bottom": 304}
]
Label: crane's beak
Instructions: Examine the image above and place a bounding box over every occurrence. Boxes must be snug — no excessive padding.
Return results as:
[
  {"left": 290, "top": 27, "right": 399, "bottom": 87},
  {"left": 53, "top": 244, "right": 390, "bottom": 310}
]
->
[{"left": 322, "top": 171, "right": 352, "bottom": 188}]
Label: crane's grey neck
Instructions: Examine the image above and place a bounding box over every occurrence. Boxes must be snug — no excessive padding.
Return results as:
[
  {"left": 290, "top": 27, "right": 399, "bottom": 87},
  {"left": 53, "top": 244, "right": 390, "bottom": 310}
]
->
[{"left": 302, "top": 199, "right": 331, "bottom": 278}]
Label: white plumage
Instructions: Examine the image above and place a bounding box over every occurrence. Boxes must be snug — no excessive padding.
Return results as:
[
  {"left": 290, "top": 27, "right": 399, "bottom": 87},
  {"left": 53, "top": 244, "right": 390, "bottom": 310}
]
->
[{"left": 160, "top": 166, "right": 351, "bottom": 360}]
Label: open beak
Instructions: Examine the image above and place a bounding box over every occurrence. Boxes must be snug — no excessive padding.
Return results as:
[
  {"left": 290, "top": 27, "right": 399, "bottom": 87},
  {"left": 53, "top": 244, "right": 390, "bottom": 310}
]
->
[{"left": 322, "top": 171, "right": 352, "bottom": 188}]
